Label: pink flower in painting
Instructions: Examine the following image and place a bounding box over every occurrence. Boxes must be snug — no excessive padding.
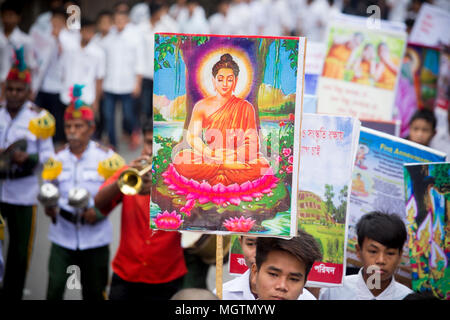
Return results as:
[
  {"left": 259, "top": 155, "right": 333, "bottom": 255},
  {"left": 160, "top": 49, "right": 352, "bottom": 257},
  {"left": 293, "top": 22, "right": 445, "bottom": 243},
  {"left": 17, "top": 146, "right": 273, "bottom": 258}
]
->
[
  {"left": 277, "top": 155, "right": 283, "bottom": 163},
  {"left": 282, "top": 147, "right": 292, "bottom": 157},
  {"left": 286, "top": 165, "right": 293, "bottom": 174},
  {"left": 288, "top": 155, "right": 294, "bottom": 164},
  {"left": 279, "top": 121, "right": 285, "bottom": 127},
  {"left": 153, "top": 210, "right": 184, "bottom": 229},
  {"left": 223, "top": 216, "right": 256, "bottom": 232}
]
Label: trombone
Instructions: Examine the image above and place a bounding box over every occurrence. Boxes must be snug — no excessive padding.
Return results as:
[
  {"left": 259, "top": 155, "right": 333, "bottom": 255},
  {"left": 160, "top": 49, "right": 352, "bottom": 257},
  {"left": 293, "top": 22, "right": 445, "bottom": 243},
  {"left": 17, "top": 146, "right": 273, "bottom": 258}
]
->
[{"left": 118, "top": 160, "right": 152, "bottom": 195}]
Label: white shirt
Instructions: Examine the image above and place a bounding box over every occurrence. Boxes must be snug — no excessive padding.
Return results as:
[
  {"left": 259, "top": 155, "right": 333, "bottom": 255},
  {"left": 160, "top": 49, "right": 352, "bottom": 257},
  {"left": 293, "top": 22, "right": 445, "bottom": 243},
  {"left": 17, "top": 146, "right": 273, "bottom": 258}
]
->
[
  {"left": 209, "top": 12, "right": 233, "bottom": 36},
  {"left": 59, "top": 40, "right": 105, "bottom": 105},
  {"left": 430, "top": 107, "right": 450, "bottom": 161},
  {"left": 102, "top": 24, "right": 145, "bottom": 94},
  {"left": 216, "top": 270, "right": 317, "bottom": 300},
  {"left": 130, "top": 2, "right": 150, "bottom": 25},
  {"left": 319, "top": 268, "right": 413, "bottom": 300},
  {"left": 0, "top": 101, "right": 55, "bottom": 205},
  {"left": 46, "top": 141, "right": 115, "bottom": 250},
  {"left": 178, "top": 6, "right": 210, "bottom": 34},
  {"left": 37, "top": 28, "right": 80, "bottom": 94},
  {"left": 29, "top": 11, "right": 52, "bottom": 36}
]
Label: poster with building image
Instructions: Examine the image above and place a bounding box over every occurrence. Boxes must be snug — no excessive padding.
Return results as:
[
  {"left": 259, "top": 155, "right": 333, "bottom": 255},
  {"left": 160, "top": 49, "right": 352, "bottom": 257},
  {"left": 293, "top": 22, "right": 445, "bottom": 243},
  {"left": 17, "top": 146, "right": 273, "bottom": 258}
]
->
[
  {"left": 347, "top": 127, "right": 446, "bottom": 285},
  {"left": 316, "top": 14, "right": 407, "bottom": 121},
  {"left": 229, "top": 113, "right": 361, "bottom": 287},
  {"left": 151, "top": 34, "right": 305, "bottom": 237}
]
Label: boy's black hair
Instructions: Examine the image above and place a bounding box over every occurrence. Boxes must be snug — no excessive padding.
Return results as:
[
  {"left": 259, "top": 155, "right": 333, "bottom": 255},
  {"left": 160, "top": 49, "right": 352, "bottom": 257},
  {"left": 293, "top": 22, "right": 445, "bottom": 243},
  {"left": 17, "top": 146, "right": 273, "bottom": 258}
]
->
[
  {"left": 96, "top": 9, "right": 113, "bottom": 21},
  {"left": 150, "top": 3, "right": 164, "bottom": 17},
  {"left": 356, "top": 211, "right": 407, "bottom": 251},
  {"left": 80, "top": 17, "right": 96, "bottom": 29},
  {"left": 113, "top": 1, "right": 130, "bottom": 14},
  {"left": 142, "top": 119, "right": 153, "bottom": 135},
  {"left": 409, "top": 109, "right": 437, "bottom": 131},
  {"left": 255, "top": 230, "right": 322, "bottom": 279},
  {"left": 51, "top": 6, "right": 68, "bottom": 19},
  {"left": 0, "top": 0, "right": 22, "bottom": 15}
]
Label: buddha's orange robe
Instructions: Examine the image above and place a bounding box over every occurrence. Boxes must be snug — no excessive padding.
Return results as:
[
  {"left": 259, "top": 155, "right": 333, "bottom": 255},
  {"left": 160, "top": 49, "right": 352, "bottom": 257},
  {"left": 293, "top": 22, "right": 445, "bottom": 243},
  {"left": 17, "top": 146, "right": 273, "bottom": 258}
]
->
[
  {"left": 173, "top": 95, "right": 271, "bottom": 186},
  {"left": 352, "top": 60, "right": 371, "bottom": 85},
  {"left": 322, "top": 44, "right": 352, "bottom": 79},
  {"left": 376, "top": 58, "right": 399, "bottom": 90}
]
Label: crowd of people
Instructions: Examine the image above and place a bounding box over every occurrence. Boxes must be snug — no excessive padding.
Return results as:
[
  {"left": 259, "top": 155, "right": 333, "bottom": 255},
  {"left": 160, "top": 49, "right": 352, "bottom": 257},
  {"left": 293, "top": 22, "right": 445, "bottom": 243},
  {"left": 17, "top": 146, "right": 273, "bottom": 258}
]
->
[{"left": 0, "top": 0, "right": 448, "bottom": 302}]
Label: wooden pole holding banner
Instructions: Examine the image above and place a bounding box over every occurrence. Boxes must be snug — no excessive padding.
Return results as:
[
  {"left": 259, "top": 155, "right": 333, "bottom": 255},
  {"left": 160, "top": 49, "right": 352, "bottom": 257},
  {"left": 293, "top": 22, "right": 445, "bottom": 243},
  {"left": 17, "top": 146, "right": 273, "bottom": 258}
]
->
[{"left": 216, "top": 234, "right": 223, "bottom": 299}]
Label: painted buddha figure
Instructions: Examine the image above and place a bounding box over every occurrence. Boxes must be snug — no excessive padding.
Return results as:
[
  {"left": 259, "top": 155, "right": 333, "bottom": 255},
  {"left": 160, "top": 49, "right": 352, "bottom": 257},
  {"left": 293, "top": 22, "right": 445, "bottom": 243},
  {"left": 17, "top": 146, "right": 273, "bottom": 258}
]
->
[{"left": 172, "top": 53, "right": 272, "bottom": 186}]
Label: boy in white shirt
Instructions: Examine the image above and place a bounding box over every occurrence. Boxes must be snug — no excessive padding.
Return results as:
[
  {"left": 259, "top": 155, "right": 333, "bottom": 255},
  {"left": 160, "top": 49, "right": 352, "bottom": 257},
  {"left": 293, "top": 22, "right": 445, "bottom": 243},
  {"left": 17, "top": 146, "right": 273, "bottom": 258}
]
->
[
  {"left": 34, "top": 7, "right": 79, "bottom": 145},
  {"left": 219, "top": 232, "right": 320, "bottom": 300},
  {"left": 59, "top": 18, "right": 105, "bottom": 132},
  {"left": 102, "top": 8, "right": 144, "bottom": 150},
  {"left": 319, "top": 212, "right": 413, "bottom": 300}
]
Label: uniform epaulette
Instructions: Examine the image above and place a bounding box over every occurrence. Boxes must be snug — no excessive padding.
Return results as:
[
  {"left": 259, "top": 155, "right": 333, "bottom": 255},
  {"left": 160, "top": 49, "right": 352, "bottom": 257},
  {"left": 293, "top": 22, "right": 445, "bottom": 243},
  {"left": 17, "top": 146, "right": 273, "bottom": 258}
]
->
[
  {"left": 95, "top": 142, "right": 112, "bottom": 153},
  {"left": 28, "top": 102, "right": 42, "bottom": 114}
]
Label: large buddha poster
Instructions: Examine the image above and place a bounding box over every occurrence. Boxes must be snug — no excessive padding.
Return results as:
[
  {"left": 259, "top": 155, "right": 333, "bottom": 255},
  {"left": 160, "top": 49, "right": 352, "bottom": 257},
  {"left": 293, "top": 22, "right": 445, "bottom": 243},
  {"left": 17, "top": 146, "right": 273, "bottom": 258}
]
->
[
  {"left": 316, "top": 14, "right": 407, "bottom": 121},
  {"left": 151, "top": 34, "right": 305, "bottom": 237}
]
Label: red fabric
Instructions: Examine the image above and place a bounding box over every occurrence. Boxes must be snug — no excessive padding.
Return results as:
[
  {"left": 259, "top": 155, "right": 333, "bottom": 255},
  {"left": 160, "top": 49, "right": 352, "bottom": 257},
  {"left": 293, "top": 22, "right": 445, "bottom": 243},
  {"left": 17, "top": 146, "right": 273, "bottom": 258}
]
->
[
  {"left": 99, "top": 166, "right": 187, "bottom": 284},
  {"left": 6, "top": 68, "right": 31, "bottom": 83},
  {"left": 64, "top": 105, "right": 95, "bottom": 121}
]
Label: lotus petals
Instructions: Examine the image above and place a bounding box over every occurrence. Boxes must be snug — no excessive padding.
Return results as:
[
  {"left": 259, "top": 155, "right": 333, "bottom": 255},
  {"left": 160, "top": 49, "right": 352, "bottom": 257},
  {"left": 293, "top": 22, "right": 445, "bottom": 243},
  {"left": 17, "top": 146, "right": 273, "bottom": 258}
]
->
[
  {"left": 223, "top": 216, "right": 256, "bottom": 232},
  {"left": 154, "top": 210, "right": 183, "bottom": 229},
  {"left": 229, "top": 197, "right": 241, "bottom": 206}
]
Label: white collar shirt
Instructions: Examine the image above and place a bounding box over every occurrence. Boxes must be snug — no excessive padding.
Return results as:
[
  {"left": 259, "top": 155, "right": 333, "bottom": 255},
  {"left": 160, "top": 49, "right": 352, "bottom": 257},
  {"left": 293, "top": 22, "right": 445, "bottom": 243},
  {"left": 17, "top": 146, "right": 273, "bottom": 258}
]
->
[
  {"left": 218, "top": 270, "right": 317, "bottom": 300},
  {"left": 319, "top": 268, "right": 413, "bottom": 300},
  {"left": 0, "top": 101, "right": 55, "bottom": 205},
  {"left": 59, "top": 40, "right": 105, "bottom": 105},
  {"left": 39, "top": 28, "right": 80, "bottom": 94},
  {"left": 102, "top": 24, "right": 145, "bottom": 94},
  {"left": 46, "top": 141, "right": 114, "bottom": 250}
]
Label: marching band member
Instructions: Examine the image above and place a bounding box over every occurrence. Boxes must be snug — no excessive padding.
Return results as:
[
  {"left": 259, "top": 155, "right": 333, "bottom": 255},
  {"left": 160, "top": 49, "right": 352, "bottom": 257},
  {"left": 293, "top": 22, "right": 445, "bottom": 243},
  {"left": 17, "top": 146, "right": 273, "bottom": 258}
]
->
[
  {"left": 95, "top": 120, "right": 187, "bottom": 300},
  {"left": 41, "top": 85, "right": 123, "bottom": 300},
  {"left": 0, "top": 48, "right": 55, "bottom": 299}
]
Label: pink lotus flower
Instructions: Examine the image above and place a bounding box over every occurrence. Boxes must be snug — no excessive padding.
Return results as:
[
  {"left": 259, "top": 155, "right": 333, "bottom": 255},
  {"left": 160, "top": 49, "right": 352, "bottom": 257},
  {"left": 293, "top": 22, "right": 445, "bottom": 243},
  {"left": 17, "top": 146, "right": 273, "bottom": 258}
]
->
[
  {"left": 161, "top": 164, "right": 279, "bottom": 216},
  {"left": 282, "top": 147, "right": 292, "bottom": 157},
  {"left": 288, "top": 155, "right": 294, "bottom": 164},
  {"left": 223, "top": 216, "right": 256, "bottom": 232},
  {"left": 153, "top": 210, "right": 183, "bottom": 229}
]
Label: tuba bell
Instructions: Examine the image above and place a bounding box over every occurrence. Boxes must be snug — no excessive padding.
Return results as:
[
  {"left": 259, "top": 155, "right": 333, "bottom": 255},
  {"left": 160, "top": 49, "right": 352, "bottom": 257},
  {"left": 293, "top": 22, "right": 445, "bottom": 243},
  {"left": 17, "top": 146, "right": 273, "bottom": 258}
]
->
[{"left": 118, "top": 160, "right": 152, "bottom": 195}]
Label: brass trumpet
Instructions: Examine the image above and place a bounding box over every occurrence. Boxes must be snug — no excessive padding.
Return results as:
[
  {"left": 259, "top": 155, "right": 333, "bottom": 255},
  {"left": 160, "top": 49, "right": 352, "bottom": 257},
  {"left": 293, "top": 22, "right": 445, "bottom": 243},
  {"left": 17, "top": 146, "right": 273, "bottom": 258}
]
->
[{"left": 118, "top": 160, "right": 152, "bottom": 195}]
